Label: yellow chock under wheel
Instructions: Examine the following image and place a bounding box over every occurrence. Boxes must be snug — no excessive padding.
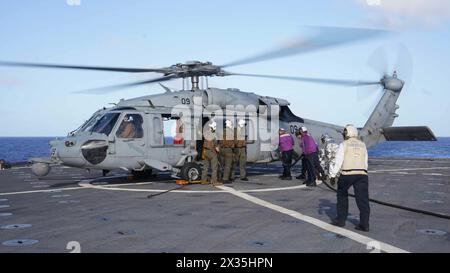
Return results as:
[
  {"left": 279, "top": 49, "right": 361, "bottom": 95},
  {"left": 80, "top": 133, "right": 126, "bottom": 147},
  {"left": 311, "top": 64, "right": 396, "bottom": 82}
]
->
[{"left": 176, "top": 180, "right": 205, "bottom": 185}]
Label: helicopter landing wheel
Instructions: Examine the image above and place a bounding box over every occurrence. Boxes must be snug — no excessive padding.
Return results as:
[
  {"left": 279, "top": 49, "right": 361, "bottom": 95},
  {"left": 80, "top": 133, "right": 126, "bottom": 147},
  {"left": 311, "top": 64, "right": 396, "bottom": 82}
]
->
[{"left": 180, "top": 162, "right": 202, "bottom": 181}]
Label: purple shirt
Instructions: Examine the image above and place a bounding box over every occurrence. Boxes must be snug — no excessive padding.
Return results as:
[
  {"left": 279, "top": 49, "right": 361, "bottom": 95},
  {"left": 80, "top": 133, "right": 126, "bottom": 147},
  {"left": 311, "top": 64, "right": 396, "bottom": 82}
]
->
[
  {"left": 279, "top": 133, "right": 294, "bottom": 152},
  {"left": 301, "top": 134, "right": 318, "bottom": 155}
]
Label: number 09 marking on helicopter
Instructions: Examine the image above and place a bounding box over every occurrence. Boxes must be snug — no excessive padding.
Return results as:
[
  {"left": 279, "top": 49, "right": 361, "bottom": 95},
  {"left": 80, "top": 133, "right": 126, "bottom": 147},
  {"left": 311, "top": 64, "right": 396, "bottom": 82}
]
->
[{"left": 181, "top": 98, "right": 191, "bottom": 105}]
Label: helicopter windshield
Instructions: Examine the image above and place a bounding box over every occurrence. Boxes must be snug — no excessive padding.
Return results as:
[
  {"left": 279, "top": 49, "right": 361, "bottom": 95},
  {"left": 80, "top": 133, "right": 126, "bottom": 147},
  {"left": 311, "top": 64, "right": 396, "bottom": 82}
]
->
[
  {"left": 78, "top": 112, "right": 103, "bottom": 133},
  {"left": 88, "top": 112, "right": 120, "bottom": 136}
]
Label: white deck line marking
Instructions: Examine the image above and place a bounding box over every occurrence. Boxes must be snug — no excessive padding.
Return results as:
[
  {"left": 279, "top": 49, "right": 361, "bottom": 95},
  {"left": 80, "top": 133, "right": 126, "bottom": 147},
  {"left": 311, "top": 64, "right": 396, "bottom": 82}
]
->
[
  {"left": 79, "top": 181, "right": 223, "bottom": 193},
  {"left": 241, "top": 185, "right": 307, "bottom": 193},
  {"left": 217, "top": 185, "right": 409, "bottom": 253},
  {"left": 0, "top": 187, "right": 88, "bottom": 196},
  {"left": 99, "top": 181, "right": 154, "bottom": 187},
  {"left": 9, "top": 167, "right": 30, "bottom": 170},
  {"left": 370, "top": 167, "right": 450, "bottom": 173},
  {"left": 79, "top": 180, "right": 309, "bottom": 193}
]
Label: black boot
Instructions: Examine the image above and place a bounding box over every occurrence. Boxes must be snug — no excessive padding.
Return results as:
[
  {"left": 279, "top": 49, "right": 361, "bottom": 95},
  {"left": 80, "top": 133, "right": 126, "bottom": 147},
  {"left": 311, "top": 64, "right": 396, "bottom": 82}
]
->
[
  {"left": 355, "top": 224, "right": 369, "bottom": 232},
  {"left": 330, "top": 219, "right": 345, "bottom": 227}
]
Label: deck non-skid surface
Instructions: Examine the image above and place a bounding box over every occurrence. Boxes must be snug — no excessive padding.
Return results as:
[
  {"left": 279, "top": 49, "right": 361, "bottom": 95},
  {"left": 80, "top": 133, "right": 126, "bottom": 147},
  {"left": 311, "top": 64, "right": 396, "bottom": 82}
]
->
[{"left": 0, "top": 158, "right": 449, "bottom": 253}]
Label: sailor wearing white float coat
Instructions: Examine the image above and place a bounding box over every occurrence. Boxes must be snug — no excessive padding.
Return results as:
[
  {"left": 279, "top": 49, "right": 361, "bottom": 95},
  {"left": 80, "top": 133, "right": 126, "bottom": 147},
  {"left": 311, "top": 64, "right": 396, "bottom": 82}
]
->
[{"left": 329, "top": 124, "right": 370, "bottom": 232}]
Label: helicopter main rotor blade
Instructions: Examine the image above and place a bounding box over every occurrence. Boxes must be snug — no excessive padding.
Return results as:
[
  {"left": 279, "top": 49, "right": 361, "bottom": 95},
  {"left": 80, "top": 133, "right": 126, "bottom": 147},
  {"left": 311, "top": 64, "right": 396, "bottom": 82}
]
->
[
  {"left": 226, "top": 72, "right": 380, "bottom": 87},
  {"left": 73, "top": 75, "right": 175, "bottom": 94},
  {"left": 395, "top": 43, "right": 413, "bottom": 85},
  {"left": 367, "top": 46, "right": 389, "bottom": 76},
  {"left": 0, "top": 61, "right": 168, "bottom": 73},
  {"left": 221, "top": 26, "right": 390, "bottom": 68}
]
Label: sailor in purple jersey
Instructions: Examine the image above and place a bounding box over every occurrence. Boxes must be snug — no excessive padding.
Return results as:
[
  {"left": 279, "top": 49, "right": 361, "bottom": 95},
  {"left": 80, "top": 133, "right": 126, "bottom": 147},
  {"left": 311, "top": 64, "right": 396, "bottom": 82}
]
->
[
  {"left": 278, "top": 128, "right": 294, "bottom": 180},
  {"left": 299, "top": 126, "right": 324, "bottom": 187}
]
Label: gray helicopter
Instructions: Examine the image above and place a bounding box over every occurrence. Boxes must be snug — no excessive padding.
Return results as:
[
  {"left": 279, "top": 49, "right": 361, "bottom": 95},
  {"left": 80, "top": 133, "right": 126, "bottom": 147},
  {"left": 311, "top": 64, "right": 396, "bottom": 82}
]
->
[{"left": 0, "top": 27, "right": 436, "bottom": 180}]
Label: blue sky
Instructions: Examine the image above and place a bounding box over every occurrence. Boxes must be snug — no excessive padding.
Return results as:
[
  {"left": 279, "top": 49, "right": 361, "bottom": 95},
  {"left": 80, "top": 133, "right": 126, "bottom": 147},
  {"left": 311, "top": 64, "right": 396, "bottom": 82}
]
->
[{"left": 0, "top": 0, "right": 449, "bottom": 136}]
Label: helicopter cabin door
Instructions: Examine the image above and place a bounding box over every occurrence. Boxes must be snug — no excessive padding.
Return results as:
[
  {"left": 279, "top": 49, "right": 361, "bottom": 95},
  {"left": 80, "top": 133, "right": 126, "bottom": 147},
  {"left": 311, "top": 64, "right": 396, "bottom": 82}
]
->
[
  {"left": 113, "top": 113, "right": 147, "bottom": 165},
  {"left": 149, "top": 113, "right": 186, "bottom": 166},
  {"left": 164, "top": 114, "right": 186, "bottom": 165}
]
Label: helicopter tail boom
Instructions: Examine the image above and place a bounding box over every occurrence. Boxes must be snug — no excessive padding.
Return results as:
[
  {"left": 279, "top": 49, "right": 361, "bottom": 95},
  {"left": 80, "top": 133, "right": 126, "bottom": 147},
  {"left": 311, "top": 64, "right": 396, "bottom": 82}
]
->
[{"left": 359, "top": 79, "right": 436, "bottom": 148}]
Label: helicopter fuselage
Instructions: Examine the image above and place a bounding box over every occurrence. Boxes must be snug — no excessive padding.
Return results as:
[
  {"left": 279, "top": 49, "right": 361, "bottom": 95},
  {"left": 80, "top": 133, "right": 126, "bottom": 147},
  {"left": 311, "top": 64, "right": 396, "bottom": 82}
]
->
[{"left": 32, "top": 87, "right": 345, "bottom": 178}]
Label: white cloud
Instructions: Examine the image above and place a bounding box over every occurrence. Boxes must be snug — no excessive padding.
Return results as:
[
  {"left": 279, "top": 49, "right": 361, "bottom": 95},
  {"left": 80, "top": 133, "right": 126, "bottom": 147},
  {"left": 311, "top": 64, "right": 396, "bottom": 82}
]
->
[{"left": 354, "top": 0, "right": 450, "bottom": 28}]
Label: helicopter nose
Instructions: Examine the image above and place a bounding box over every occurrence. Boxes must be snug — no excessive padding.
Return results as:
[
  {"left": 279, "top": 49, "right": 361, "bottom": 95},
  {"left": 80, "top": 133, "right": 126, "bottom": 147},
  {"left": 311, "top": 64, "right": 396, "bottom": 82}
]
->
[{"left": 53, "top": 138, "right": 87, "bottom": 168}]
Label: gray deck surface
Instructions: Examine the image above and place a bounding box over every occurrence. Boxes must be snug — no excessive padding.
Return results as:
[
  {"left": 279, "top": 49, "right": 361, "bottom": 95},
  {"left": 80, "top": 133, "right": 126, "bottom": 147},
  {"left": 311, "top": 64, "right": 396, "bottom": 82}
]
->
[{"left": 0, "top": 157, "right": 449, "bottom": 253}]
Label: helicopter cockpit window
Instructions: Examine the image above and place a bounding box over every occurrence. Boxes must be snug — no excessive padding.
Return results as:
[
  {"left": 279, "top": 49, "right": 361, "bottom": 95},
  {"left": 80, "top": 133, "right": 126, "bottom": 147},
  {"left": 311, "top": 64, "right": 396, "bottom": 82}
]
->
[
  {"left": 163, "top": 116, "right": 184, "bottom": 145},
  {"left": 89, "top": 113, "right": 120, "bottom": 136},
  {"left": 116, "top": 114, "right": 144, "bottom": 139},
  {"left": 79, "top": 113, "right": 102, "bottom": 133}
]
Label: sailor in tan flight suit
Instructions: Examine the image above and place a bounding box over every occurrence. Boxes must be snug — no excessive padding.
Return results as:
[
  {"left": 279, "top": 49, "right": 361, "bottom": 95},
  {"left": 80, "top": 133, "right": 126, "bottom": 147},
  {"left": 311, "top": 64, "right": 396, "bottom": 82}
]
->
[
  {"left": 201, "top": 120, "right": 221, "bottom": 186},
  {"left": 220, "top": 119, "right": 235, "bottom": 184},
  {"left": 329, "top": 124, "right": 370, "bottom": 232},
  {"left": 231, "top": 119, "right": 248, "bottom": 181}
]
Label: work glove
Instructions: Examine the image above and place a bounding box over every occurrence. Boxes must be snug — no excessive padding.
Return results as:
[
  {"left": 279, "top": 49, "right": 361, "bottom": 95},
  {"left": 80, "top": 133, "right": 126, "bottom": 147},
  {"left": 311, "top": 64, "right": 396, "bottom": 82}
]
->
[{"left": 330, "top": 176, "right": 337, "bottom": 185}]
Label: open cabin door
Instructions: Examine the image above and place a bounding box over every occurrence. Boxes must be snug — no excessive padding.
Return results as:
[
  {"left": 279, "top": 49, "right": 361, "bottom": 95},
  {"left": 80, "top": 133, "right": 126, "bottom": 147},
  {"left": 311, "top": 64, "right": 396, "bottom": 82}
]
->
[
  {"left": 149, "top": 113, "right": 186, "bottom": 166},
  {"left": 111, "top": 112, "right": 147, "bottom": 167}
]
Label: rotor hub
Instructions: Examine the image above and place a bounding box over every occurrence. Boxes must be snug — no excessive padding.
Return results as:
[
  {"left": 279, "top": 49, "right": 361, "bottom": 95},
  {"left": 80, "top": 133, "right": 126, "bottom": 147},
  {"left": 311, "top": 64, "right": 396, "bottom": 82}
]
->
[
  {"left": 381, "top": 72, "right": 404, "bottom": 92},
  {"left": 166, "top": 61, "right": 223, "bottom": 78}
]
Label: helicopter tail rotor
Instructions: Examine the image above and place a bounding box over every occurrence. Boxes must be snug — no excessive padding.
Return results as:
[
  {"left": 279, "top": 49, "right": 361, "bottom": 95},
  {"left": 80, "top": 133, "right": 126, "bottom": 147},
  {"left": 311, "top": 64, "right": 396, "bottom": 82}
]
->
[{"left": 357, "top": 43, "right": 413, "bottom": 117}]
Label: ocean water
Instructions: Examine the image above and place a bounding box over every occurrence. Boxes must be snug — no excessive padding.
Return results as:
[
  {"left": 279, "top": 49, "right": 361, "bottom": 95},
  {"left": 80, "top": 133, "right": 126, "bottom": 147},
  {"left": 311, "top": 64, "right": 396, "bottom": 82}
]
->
[
  {"left": 0, "top": 137, "right": 449, "bottom": 163},
  {"left": 368, "top": 137, "right": 450, "bottom": 158},
  {"left": 0, "top": 137, "right": 56, "bottom": 163}
]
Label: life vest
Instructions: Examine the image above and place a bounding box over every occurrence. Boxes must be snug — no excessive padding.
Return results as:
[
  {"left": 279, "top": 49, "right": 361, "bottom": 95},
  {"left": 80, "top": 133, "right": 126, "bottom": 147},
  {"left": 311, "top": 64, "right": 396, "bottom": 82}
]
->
[
  {"left": 341, "top": 138, "right": 368, "bottom": 176},
  {"left": 220, "top": 128, "right": 235, "bottom": 148},
  {"left": 204, "top": 130, "right": 218, "bottom": 150}
]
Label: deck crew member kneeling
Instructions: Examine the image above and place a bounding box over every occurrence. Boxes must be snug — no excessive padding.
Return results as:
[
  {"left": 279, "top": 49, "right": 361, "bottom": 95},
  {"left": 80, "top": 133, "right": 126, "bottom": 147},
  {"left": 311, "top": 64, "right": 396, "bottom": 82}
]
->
[{"left": 329, "top": 124, "right": 370, "bottom": 232}]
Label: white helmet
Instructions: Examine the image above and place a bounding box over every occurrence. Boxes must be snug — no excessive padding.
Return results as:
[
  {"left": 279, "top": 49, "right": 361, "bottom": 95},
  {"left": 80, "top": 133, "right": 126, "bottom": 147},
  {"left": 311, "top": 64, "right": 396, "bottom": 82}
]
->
[
  {"left": 225, "top": 119, "right": 233, "bottom": 129},
  {"left": 238, "top": 119, "right": 246, "bottom": 128},
  {"left": 124, "top": 115, "right": 134, "bottom": 122},
  {"left": 208, "top": 120, "right": 217, "bottom": 131},
  {"left": 344, "top": 124, "right": 358, "bottom": 139},
  {"left": 300, "top": 126, "right": 308, "bottom": 132}
]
